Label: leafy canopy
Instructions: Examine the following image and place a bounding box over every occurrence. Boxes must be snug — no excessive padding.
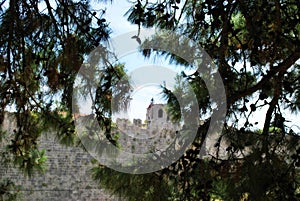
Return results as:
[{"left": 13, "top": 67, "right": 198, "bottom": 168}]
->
[
  {"left": 0, "top": 0, "right": 299, "bottom": 200},
  {"left": 93, "top": 0, "right": 300, "bottom": 200}
]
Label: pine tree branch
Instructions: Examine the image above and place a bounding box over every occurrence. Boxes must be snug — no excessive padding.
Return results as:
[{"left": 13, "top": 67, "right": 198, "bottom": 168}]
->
[
  {"left": 262, "top": 72, "right": 283, "bottom": 136},
  {"left": 228, "top": 52, "right": 300, "bottom": 107}
]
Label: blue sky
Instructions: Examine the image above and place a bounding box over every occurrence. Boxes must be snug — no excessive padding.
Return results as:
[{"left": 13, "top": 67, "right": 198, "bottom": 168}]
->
[
  {"left": 84, "top": 1, "right": 300, "bottom": 132},
  {"left": 85, "top": 1, "right": 202, "bottom": 122},
  {"left": 2, "top": 0, "right": 298, "bottom": 132},
  {"left": 82, "top": 1, "right": 181, "bottom": 121}
]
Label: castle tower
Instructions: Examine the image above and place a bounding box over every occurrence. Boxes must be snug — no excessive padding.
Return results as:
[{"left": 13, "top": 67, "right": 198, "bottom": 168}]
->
[{"left": 146, "top": 98, "right": 171, "bottom": 129}]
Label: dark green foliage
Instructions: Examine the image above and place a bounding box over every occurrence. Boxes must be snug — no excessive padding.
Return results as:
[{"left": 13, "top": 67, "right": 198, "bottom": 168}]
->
[
  {"left": 0, "top": 0, "right": 300, "bottom": 200},
  {"left": 0, "top": 0, "right": 113, "bottom": 197},
  {"left": 89, "top": 0, "right": 300, "bottom": 200},
  {"left": 91, "top": 164, "right": 172, "bottom": 201}
]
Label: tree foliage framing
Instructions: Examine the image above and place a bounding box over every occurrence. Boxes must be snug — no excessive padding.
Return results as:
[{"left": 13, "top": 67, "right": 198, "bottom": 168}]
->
[
  {"left": 92, "top": 0, "right": 300, "bottom": 200},
  {"left": 0, "top": 0, "right": 299, "bottom": 200},
  {"left": 0, "top": 0, "right": 120, "bottom": 190}
]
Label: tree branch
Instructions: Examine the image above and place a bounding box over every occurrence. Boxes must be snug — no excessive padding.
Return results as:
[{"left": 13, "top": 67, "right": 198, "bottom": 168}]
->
[
  {"left": 228, "top": 52, "right": 300, "bottom": 107},
  {"left": 262, "top": 72, "right": 283, "bottom": 136}
]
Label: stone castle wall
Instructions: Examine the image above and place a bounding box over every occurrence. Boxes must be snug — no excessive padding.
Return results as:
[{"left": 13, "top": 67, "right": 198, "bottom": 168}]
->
[
  {"left": 0, "top": 113, "right": 120, "bottom": 201},
  {"left": 0, "top": 111, "right": 228, "bottom": 201}
]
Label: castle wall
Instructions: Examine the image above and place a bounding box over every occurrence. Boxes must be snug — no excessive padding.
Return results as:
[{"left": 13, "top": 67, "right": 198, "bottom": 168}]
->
[
  {"left": 0, "top": 110, "right": 235, "bottom": 201},
  {"left": 0, "top": 113, "right": 120, "bottom": 201}
]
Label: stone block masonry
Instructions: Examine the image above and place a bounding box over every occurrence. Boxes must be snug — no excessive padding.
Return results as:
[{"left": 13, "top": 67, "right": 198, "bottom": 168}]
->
[
  {"left": 0, "top": 113, "right": 120, "bottom": 201},
  {"left": 0, "top": 106, "right": 231, "bottom": 200}
]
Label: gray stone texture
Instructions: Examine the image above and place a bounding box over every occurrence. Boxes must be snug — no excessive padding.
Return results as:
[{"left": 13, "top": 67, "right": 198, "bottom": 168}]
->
[{"left": 0, "top": 113, "right": 120, "bottom": 201}]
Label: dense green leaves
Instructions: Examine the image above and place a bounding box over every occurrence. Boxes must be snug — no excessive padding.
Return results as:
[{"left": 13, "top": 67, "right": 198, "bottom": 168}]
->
[
  {"left": 0, "top": 0, "right": 113, "bottom": 195},
  {"left": 92, "top": 0, "right": 300, "bottom": 200},
  {"left": 91, "top": 164, "right": 172, "bottom": 201},
  {"left": 0, "top": 0, "right": 300, "bottom": 200}
]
